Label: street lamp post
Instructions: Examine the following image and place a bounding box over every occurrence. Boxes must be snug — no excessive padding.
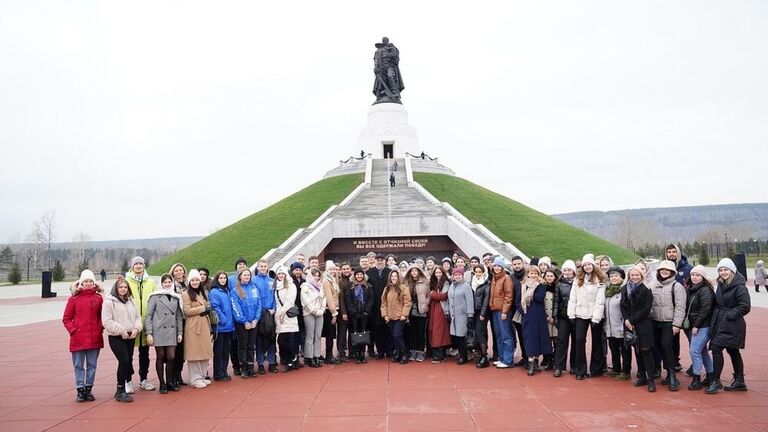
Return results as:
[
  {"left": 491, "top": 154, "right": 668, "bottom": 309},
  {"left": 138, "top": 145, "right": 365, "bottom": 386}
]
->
[{"left": 26, "top": 255, "right": 31, "bottom": 281}]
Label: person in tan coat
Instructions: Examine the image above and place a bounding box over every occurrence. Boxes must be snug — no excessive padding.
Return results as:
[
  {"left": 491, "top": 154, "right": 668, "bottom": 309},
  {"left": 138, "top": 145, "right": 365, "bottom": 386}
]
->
[
  {"left": 381, "top": 270, "right": 412, "bottom": 364},
  {"left": 488, "top": 257, "right": 515, "bottom": 368},
  {"left": 321, "top": 261, "right": 341, "bottom": 364},
  {"left": 182, "top": 270, "right": 213, "bottom": 388}
]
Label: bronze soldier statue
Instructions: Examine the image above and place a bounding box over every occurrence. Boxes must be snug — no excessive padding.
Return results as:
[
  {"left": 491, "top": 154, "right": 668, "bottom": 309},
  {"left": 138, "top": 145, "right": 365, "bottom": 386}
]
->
[{"left": 372, "top": 37, "right": 404, "bottom": 105}]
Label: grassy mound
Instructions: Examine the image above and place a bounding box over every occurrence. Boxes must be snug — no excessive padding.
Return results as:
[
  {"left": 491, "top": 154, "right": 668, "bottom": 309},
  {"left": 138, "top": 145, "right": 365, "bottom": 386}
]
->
[
  {"left": 150, "top": 174, "right": 363, "bottom": 273},
  {"left": 414, "top": 173, "right": 638, "bottom": 264}
]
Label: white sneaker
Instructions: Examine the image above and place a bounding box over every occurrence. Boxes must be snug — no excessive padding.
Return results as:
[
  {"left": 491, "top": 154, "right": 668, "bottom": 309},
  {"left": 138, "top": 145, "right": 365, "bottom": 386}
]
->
[
  {"left": 192, "top": 381, "right": 207, "bottom": 388},
  {"left": 493, "top": 361, "right": 501, "bottom": 366},
  {"left": 125, "top": 381, "right": 134, "bottom": 394},
  {"left": 203, "top": 379, "right": 212, "bottom": 385},
  {"left": 495, "top": 362, "right": 511, "bottom": 369},
  {"left": 139, "top": 379, "right": 155, "bottom": 391}
]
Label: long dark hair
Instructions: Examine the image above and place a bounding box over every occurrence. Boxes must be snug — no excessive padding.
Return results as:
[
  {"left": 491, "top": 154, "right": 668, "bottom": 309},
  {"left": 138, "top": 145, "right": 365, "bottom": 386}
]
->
[
  {"left": 187, "top": 277, "right": 208, "bottom": 303},
  {"left": 211, "top": 271, "right": 228, "bottom": 290},
  {"left": 430, "top": 268, "right": 448, "bottom": 291},
  {"left": 384, "top": 269, "right": 402, "bottom": 298}
]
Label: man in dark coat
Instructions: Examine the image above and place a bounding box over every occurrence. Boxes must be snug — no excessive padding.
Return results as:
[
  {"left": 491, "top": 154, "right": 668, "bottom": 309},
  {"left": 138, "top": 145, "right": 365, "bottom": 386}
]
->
[
  {"left": 510, "top": 256, "right": 527, "bottom": 367},
  {"left": 366, "top": 253, "right": 392, "bottom": 358},
  {"left": 290, "top": 262, "right": 306, "bottom": 366}
]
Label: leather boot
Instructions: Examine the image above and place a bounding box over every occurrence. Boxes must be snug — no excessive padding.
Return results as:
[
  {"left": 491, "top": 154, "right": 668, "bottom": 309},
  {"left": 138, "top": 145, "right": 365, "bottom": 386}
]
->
[
  {"left": 84, "top": 385, "right": 95, "bottom": 401},
  {"left": 114, "top": 386, "right": 133, "bottom": 403},
  {"left": 75, "top": 387, "right": 86, "bottom": 403},
  {"left": 724, "top": 374, "right": 748, "bottom": 392},
  {"left": 668, "top": 370, "right": 680, "bottom": 391},
  {"left": 391, "top": 350, "right": 400, "bottom": 363},
  {"left": 476, "top": 354, "right": 489, "bottom": 369},
  {"left": 688, "top": 375, "right": 703, "bottom": 391},
  {"left": 705, "top": 378, "right": 723, "bottom": 394},
  {"left": 703, "top": 372, "right": 712, "bottom": 386},
  {"left": 527, "top": 359, "right": 536, "bottom": 376},
  {"left": 647, "top": 379, "right": 656, "bottom": 393}
]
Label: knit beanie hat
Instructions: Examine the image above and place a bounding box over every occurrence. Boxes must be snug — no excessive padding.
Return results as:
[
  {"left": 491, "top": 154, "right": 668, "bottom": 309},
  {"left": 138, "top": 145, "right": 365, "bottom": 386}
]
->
[
  {"left": 290, "top": 261, "right": 305, "bottom": 271},
  {"left": 234, "top": 257, "right": 247, "bottom": 270},
  {"left": 452, "top": 268, "right": 465, "bottom": 276},
  {"left": 130, "top": 256, "right": 145, "bottom": 267},
  {"left": 187, "top": 269, "right": 201, "bottom": 283},
  {"left": 561, "top": 260, "right": 576, "bottom": 272},
  {"left": 690, "top": 265, "right": 707, "bottom": 278},
  {"left": 581, "top": 254, "right": 596, "bottom": 266},
  {"left": 325, "top": 260, "right": 337, "bottom": 271},
  {"left": 492, "top": 257, "right": 506, "bottom": 268},
  {"left": 717, "top": 258, "right": 737, "bottom": 274},
  {"left": 79, "top": 269, "right": 96, "bottom": 284},
  {"left": 354, "top": 267, "right": 365, "bottom": 276},
  {"left": 539, "top": 256, "right": 551, "bottom": 267}
]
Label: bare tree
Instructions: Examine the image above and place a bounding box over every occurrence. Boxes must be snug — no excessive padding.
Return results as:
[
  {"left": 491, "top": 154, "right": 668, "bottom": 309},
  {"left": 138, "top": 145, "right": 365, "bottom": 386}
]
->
[
  {"left": 31, "top": 211, "right": 57, "bottom": 270},
  {"left": 72, "top": 231, "right": 91, "bottom": 272}
]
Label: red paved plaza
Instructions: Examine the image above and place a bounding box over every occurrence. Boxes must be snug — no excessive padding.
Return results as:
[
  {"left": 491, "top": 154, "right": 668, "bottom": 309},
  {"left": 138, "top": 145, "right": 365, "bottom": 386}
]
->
[{"left": 1, "top": 308, "right": 768, "bottom": 431}]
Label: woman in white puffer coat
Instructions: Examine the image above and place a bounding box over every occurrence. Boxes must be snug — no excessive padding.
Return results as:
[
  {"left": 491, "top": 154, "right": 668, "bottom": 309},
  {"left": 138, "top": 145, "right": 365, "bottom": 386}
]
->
[{"left": 567, "top": 254, "right": 606, "bottom": 380}]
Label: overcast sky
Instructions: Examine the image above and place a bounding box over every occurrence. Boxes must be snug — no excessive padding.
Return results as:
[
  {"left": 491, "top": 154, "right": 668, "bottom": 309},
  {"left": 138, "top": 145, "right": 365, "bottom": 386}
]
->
[{"left": 1, "top": 1, "right": 766, "bottom": 242}]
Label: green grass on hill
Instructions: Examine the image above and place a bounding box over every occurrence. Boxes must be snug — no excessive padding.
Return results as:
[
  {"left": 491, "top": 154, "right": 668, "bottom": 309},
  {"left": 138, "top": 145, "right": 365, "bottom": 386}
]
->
[
  {"left": 150, "top": 174, "right": 364, "bottom": 274},
  {"left": 414, "top": 173, "right": 638, "bottom": 265}
]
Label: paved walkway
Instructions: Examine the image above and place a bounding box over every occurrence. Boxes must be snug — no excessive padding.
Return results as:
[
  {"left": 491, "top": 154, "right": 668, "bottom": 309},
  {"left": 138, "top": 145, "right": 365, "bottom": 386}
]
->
[{"left": 1, "top": 307, "right": 768, "bottom": 431}]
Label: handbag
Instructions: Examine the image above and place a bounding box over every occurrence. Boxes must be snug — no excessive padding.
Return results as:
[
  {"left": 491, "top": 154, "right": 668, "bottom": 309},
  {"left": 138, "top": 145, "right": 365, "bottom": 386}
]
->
[
  {"left": 276, "top": 290, "right": 300, "bottom": 318},
  {"left": 257, "top": 308, "right": 276, "bottom": 337},
  {"left": 350, "top": 331, "right": 372, "bottom": 347},
  {"left": 623, "top": 330, "right": 638, "bottom": 348},
  {"left": 209, "top": 309, "right": 220, "bottom": 326}
]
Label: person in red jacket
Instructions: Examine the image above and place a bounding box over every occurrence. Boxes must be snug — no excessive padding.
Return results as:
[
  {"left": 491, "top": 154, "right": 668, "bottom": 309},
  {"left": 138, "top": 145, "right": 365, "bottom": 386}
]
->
[{"left": 62, "top": 269, "right": 104, "bottom": 403}]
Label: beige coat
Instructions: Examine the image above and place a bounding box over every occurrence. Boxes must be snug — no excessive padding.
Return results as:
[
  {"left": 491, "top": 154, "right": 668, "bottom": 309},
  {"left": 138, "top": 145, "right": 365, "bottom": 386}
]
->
[
  {"left": 380, "top": 285, "right": 412, "bottom": 321},
  {"left": 102, "top": 294, "right": 142, "bottom": 337},
  {"left": 567, "top": 276, "right": 606, "bottom": 323},
  {"left": 182, "top": 290, "right": 213, "bottom": 361},
  {"left": 544, "top": 291, "right": 557, "bottom": 337},
  {"left": 322, "top": 275, "right": 340, "bottom": 317}
]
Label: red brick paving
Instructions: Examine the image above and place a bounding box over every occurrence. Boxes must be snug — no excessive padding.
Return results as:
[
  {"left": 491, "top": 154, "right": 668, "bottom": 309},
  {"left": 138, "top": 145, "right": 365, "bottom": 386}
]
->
[{"left": 1, "top": 309, "right": 768, "bottom": 431}]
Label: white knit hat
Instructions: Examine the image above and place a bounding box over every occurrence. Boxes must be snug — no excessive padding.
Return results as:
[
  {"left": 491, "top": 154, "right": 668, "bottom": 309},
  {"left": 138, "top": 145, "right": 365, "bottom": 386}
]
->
[
  {"left": 539, "top": 256, "right": 551, "bottom": 267},
  {"left": 690, "top": 265, "right": 707, "bottom": 278},
  {"left": 79, "top": 269, "right": 96, "bottom": 284},
  {"left": 717, "top": 258, "right": 737, "bottom": 274},
  {"left": 581, "top": 254, "right": 595, "bottom": 266},
  {"left": 325, "top": 260, "right": 337, "bottom": 271},
  {"left": 561, "top": 260, "right": 576, "bottom": 272},
  {"left": 187, "top": 269, "right": 201, "bottom": 283}
]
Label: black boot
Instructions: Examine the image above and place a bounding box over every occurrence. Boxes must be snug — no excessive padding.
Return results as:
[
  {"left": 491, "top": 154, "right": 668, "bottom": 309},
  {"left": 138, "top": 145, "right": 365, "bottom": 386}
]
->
[
  {"left": 391, "top": 350, "right": 400, "bottom": 363},
  {"left": 668, "top": 370, "right": 680, "bottom": 391},
  {"left": 456, "top": 349, "right": 467, "bottom": 365},
  {"left": 84, "top": 385, "right": 95, "bottom": 401},
  {"left": 114, "top": 386, "right": 133, "bottom": 403},
  {"left": 527, "top": 359, "right": 536, "bottom": 376},
  {"left": 703, "top": 372, "right": 712, "bottom": 387},
  {"left": 648, "top": 379, "right": 656, "bottom": 393},
  {"left": 724, "top": 374, "right": 748, "bottom": 392},
  {"left": 476, "top": 354, "right": 489, "bottom": 369},
  {"left": 316, "top": 357, "right": 323, "bottom": 367},
  {"left": 75, "top": 387, "right": 86, "bottom": 403},
  {"left": 705, "top": 378, "right": 723, "bottom": 394},
  {"left": 685, "top": 365, "right": 694, "bottom": 377},
  {"left": 688, "top": 375, "right": 703, "bottom": 391}
]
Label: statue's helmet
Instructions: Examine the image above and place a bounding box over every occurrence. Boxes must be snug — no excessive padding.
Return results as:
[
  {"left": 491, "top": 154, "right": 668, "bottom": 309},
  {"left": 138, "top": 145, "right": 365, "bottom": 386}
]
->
[{"left": 381, "top": 37, "right": 389, "bottom": 44}]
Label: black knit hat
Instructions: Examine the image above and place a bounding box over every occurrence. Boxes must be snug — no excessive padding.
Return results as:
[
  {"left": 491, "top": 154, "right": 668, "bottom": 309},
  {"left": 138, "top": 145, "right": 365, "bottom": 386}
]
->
[
  {"left": 234, "top": 257, "right": 247, "bottom": 270},
  {"left": 607, "top": 266, "right": 626, "bottom": 280},
  {"left": 353, "top": 267, "right": 365, "bottom": 275}
]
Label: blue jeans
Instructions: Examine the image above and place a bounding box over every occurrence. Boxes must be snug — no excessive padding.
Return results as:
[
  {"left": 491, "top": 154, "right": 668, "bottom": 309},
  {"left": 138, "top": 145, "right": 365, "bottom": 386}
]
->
[
  {"left": 492, "top": 311, "right": 515, "bottom": 365},
  {"left": 256, "top": 334, "right": 277, "bottom": 365},
  {"left": 689, "top": 326, "right": 713, "bottom": 374},
  {"left": 72, "top": 349, "right": 100, "bottom": 388}
]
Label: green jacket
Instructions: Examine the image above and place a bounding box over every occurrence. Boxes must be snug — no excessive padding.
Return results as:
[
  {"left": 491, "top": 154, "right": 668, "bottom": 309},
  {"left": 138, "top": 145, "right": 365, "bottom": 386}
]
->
[{"left": 125, "top": 271, "right": 157, "bottom": 346}]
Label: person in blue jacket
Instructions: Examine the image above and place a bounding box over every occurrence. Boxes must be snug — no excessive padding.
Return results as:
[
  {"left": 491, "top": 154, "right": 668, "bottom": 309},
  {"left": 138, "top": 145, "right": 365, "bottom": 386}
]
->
[
  {"left": 210, "top": 271, "right": 235, "bottom": 381},
  {"left": 230, "top": 267, "right": 262, "bottom": 378},
  {"left": 254, "top": 260, "right": 277, "bottom": 374},
  {"left": 227, "top": 257, "right": 249, "bottom": 375}
]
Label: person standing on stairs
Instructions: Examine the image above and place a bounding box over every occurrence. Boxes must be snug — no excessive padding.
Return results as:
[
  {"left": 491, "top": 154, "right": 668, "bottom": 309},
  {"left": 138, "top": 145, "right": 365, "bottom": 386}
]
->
[{"left": 390, "top": 172, "right": 396, "bottom": 187}]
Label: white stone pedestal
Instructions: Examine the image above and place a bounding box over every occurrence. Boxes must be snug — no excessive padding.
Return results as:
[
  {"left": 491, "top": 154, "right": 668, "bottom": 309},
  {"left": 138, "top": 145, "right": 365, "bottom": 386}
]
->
[{"left": 358, "top": 103, "right": 420, "bottom": 159}]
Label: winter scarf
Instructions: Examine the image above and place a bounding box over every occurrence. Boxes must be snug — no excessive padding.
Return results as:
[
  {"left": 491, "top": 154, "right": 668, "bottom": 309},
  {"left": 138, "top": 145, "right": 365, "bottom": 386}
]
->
[{"left": 605, "top": 283, "right": 622, "bottom": 298}]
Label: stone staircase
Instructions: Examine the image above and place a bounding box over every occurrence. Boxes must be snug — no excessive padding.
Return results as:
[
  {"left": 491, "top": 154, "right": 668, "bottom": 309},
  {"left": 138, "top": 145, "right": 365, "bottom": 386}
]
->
[{"left": 262, "top": 158, "right": 528, "bottom": 266}]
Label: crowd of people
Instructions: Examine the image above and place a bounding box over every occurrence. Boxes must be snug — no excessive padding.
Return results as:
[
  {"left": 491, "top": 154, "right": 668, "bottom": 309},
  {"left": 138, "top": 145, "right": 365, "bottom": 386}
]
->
[{"left": 61, "top": 244, "right": 752, "bottom": 404}]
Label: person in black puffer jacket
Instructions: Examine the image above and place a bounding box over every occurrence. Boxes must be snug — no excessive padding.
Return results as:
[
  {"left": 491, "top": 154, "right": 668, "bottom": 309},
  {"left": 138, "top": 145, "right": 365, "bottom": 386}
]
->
[
  {"left": 706, "top": 259, "right": 751, "bottom": 394},
  {"left": 684, "top": 265, "right": 715, "bottom": 390},
  {"left": 552, "top": 260, "right": 576, "bottom": 377}
]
